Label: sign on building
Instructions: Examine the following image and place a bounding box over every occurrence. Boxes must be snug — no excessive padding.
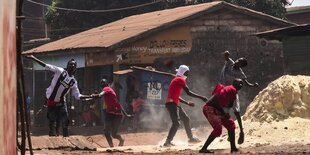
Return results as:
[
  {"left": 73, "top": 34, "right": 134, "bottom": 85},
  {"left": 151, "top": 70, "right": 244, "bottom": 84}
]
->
[
  {"left": 86, "top": 25, "right": 192, "bottom": 66},
  {"left": 147, "top": 81, "right": 162, "bottom": 100}
]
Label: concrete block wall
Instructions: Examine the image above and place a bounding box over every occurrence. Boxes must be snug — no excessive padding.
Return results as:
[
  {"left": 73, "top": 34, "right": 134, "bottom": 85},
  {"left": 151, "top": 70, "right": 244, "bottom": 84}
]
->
[{"left": 168, "top": 10, "right": 285, "bottom": 115}]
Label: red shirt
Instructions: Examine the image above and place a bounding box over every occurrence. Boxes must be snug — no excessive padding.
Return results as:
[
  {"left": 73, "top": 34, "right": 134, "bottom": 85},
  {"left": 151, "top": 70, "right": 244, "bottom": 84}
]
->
[
  {"left": 166, "top": 76, "right": 186, "bottom": 106},
  {"left": 214, "top": 84, "right": 237, "bottom": 108},
  {"left": 131, "top": 98, "right": 144, "bottom": 113},
  {"left": 102, "top": 86, "right": 122, "bottom": 115}
]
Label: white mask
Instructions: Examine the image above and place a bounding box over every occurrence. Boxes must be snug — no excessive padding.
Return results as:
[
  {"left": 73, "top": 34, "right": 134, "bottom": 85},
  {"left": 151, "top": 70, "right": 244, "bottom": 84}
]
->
[{"left": 176, "top": 65, "right": 189, "bottom": 77}]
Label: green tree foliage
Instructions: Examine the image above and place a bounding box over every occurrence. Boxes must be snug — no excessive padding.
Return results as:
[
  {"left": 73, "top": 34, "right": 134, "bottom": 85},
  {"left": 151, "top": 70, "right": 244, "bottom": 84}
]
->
[
  {"left": 45, "top": 0, "right": 288, "bottom": 39},
  {"left": 224, "top": 0, "right": 289, "bottom": 19}
]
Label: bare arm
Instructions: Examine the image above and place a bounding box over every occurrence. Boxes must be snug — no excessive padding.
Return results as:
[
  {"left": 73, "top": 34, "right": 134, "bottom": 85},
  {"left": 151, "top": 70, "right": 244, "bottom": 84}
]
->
[
  {"left": 182, "top": 85, "right": 208, "bottom": 102},
  {"left": 71, "top": 83, "right": 93, "bottom": 100},
  {"left": 120, "top": 106, "right": 132, "bottom": 117},
  {"left": 223, "top": 50, "right": 230, "bottom": 61},
  {"left": 25, "top": 55, "right": 46, "bottom": 67},
  {"left": 243, "top": 79, "right": 259, "bottom": 87},
  {"left": 234, "top": 111, "right": 244, "bottom": 144},
  {"left": 234, "top": 112, "right": 243, "bottom": 132},
  {"left": 179, "top": 97, "right": 194, "bottom": 107}
]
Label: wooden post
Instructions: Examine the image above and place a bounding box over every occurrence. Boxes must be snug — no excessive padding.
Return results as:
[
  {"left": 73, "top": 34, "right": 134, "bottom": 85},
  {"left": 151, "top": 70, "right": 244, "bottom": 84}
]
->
[{"left": 0, "top": 0, "right": 17, "bottom": 154}]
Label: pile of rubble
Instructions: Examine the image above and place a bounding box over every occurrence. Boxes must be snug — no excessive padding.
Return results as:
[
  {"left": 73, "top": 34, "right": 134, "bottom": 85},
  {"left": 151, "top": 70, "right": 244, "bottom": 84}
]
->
[{"left": 243, "top": 75, "right": 310, "bottom": 122}]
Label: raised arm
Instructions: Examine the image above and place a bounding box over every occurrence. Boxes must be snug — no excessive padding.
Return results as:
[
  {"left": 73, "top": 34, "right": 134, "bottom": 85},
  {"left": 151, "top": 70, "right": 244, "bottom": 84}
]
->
[
  {"left": 25, "top": 55, "right": 46, "bottom": 67},
  {"left": 223, "top": 50, "right": 230, "bottom": 61},
  {"left": 182, "top": 85, "right": 208, "bottom": 102}
]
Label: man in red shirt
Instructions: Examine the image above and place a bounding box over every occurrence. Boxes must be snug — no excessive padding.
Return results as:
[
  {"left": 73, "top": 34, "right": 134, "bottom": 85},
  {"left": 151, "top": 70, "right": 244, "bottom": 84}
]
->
[
  {"left": 164, "top": 65, "right": 208, "bottom": 147},
  {"left": 199, "top": 78, "right": 244, "bottom": 153},
  {"left": 95, "top": 78, "right": 131, "bottom": 147}
]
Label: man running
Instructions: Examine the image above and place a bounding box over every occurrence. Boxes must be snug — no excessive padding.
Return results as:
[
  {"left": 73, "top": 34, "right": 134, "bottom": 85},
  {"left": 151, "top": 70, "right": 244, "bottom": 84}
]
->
[
  {"left": 94, "top": 78, "right": 131, "bottom": 147},
  {"left": 199, "top": 79, "right": 244, "bottom": 153},
  {"left": 164, "top": 65, "right": 208, "bottom": 147},
  {"left": 26, "top": 55, "right": 94, "bottom": 137}
]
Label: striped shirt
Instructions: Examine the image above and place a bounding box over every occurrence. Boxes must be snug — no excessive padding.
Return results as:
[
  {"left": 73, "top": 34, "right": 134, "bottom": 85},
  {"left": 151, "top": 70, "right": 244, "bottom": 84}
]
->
[{"left": 45, "top": 64, "right": 82, "bottom": 102}]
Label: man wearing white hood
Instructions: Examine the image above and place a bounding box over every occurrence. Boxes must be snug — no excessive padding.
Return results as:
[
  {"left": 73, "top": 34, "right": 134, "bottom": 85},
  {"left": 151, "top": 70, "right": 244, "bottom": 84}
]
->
[{"left": 164, "top": 65, "right": 208, "bottom": 147}]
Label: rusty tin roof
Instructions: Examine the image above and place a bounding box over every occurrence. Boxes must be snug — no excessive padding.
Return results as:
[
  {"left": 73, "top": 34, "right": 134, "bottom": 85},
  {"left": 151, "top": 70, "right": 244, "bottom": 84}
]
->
[{"left": 24, "top": 1, "right": 294, "bottom": 54}]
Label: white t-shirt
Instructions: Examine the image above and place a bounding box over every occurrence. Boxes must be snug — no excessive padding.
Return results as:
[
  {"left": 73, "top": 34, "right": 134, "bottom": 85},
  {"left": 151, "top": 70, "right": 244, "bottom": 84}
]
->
[
  {"left": 220, "top": 58, "right": 247, "bottom": 86},
  {"left": 45, "top": 64, "right": 81, "bottom": 102},
  {"left": 219, "top": 58, "right": 244, "bottom": 113}
]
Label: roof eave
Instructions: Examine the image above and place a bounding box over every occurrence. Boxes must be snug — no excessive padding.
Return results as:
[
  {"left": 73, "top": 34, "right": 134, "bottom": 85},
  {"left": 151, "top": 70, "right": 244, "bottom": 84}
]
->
[{"left": 22, "top": 47, "right": 109, "bottom": 56}]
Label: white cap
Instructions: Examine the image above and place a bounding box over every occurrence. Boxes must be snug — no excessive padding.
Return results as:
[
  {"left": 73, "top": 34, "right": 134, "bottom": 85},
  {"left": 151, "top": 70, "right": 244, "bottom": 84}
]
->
[{"left": 176, "top": 65, "right": 189, "bottom": 77}]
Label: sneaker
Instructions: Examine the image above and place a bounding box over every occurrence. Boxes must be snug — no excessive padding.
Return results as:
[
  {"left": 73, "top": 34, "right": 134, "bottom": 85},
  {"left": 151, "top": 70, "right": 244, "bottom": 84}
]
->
[
  {"left": 199, "top": 149, "right": 214, "bottom": 153},
  {"left": 163, "top": 141, "right": 175, "bottom": 147},
  {"left": 188, "top": 137, "right": 201, "bottom": 143},
  {"left": 48, "top": 133, "right": 56, "bottom": 137},
  {"left": 119, "top": 138, "right": 124, "bottom": 146}
]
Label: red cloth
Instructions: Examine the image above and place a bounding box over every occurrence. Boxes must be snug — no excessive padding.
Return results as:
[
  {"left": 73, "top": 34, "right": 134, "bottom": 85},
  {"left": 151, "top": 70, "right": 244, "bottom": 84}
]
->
[
  {"left": 166, "top": 76, "right": 186, "bottom": 106},
  {"left": 47, "top": 99, "right": 61, "bottom": 106},
  {"left": 203, "top": 105, "right": 236, "bottom": 137},
  {"left": 212, "top": 84, "right": 237, "bottom": 108},
  {"left": 131, "top": 98, "right": 144, "bottom": 113},
  {"left": 212, "top": 83, "right": 224, "bottom": 95},
  {"left": 217, "top": 85, "right": 237, "bottom": 108},
  {"left": 102, "top": 87, "right": 122, "bottom": 115},
  {"left": 82, "top": 112, "right": 91, "bottom": 123}
]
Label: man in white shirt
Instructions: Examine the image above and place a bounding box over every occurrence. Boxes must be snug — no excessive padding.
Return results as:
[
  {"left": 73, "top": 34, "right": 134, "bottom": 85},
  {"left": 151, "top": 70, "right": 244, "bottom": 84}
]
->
[
  {"left": 219, "top": 50, "right": 258, "bottom": 112},
  {"left": 26, "top": 55, "right": 95, "bottom": 137}
]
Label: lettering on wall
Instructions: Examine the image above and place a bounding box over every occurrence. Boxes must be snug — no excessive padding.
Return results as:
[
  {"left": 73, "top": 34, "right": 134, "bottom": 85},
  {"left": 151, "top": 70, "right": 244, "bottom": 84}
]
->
[
  {"left": 115, "top": 39, "right": 191, "bottom": 64},
  {"left": 149, "top": 39, "right": 187, "bottom": 48}
]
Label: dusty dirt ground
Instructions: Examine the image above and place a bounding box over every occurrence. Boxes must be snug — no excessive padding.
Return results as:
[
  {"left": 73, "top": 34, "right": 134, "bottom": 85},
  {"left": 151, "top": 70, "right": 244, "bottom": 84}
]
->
[
  {"left": 31, "top": 144, "right": 310, "bottom": 155},
  {"left": 27, "top": 75, "right": 310, "bottom": 154},
  {"left": 28, "top": 118, "right": 310, "bottom": 155}
]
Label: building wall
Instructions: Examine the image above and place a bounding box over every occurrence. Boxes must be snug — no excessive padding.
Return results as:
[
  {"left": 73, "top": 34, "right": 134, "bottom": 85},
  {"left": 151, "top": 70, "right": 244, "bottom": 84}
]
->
[
  {"left": 286, "top": 12, "right": 310, "bottom": 24},
  {"left": 283, "top": 36, "right": 310, "bottom": 74},
  {"left": 163, "top": 10, "right": 286, "bottom": 115},
  {"left": 0, "top": 0, "right": 17, "bottom": 154},
  {"left": 86, "top": 25, "right": 192, "bottom": 66}
]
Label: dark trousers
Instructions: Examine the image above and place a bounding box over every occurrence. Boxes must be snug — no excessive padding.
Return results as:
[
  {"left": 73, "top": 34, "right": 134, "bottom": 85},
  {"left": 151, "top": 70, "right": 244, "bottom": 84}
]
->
[
  {"left": 166, "top": 102, "right": 193, "bottom": 142},
  {"left": 104, "top": 113, "right": 123, "bottom": 146},
  {"left": 47, "top": 105, "right": 69, "bottom": 137}
]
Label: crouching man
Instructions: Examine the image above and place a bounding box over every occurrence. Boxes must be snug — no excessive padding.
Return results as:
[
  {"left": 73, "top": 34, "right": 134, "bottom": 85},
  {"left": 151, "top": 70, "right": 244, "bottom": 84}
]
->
[{"left": 199, "top": 79, "right": 244, "bottom": 153}]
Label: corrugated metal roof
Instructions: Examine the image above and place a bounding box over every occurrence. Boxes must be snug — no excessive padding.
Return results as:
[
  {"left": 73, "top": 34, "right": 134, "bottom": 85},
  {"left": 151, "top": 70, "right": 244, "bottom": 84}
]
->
[
  {"left": 255, "top": 24, "right": 310, "bottom": 41},
  {"left": 24, "top": 1, "right": 294, "bottom": 54},
  {"left": 286, "top": 5, "right": 310, "bottom": 15}
]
